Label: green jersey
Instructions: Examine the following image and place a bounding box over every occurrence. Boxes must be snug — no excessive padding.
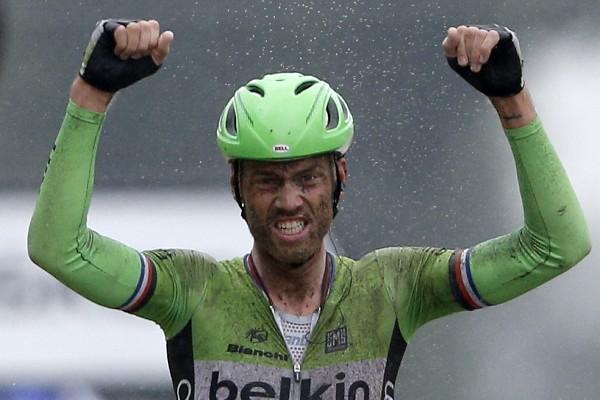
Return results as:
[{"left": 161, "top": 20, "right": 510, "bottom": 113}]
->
[{"left": 28, "top": 101, "right": 590, "bottom": 399}]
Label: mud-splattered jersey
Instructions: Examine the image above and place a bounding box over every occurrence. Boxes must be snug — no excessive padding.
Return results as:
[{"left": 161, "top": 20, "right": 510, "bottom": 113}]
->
[{"left": 28, "top": 101, "right": 591, "bottom": 399}]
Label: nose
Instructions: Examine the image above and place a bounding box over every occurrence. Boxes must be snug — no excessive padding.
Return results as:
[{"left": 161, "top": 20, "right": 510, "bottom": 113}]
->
[{"left": 275, "top": 181, "right": 304, "bottom": 213}]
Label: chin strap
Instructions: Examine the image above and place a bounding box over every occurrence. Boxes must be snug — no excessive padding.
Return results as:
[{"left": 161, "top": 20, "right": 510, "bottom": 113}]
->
[
  {"left": 231, "top": 160, "right": 247, "bottom": 220},
  {"left": 332, "top": 154, "right": 345, "bottom": 218}
]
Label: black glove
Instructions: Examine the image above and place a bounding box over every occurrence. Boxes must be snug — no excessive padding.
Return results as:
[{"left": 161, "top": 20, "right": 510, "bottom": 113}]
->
[
  {"left": 447, "top": 24, "right": 524, "bottom": 97},
  {"left": 79, "top": 19, "right": 161, "bottom": 93}
]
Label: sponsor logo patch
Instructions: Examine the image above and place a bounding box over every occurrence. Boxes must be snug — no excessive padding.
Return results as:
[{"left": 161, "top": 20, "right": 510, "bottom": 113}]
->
[
  {"left": 195, "top": 359, "right": 388, "bottom": 399},
  {"left": 209, "top": 370, "right": 372, "bottom": 400},
  {"left": 246, "top": 327, "right": 268, "bottom": 343},
  {"left": 325, "top": 326, "right": 348, "bottom": 353}
]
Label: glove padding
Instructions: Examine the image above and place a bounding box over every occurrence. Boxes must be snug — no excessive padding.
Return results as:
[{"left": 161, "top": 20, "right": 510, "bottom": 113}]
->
[
  {"left": 79, "top": 19, "right": 161, "bottom": 93},
  {"left": 447, "top": 24, "right": 524, "bottom": 97}
]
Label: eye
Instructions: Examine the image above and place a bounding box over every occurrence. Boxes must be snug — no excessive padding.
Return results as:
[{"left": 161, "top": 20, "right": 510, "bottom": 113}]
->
[
  {"left": 299, "top": 173, "right": 321, "bottom": 186},
  {"left": 254, "top": 176, "right": 280, "bottom": 189}
]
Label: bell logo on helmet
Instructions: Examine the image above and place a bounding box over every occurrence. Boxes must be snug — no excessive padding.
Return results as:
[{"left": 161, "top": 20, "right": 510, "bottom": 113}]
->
[{"left": 273, "top": 144, "right": 290, "bottom": 153}]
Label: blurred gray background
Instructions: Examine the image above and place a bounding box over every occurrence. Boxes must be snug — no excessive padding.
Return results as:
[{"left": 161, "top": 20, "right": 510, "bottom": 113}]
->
[{"left": 1, "top": 1, "right": 599, "bottom": 399}]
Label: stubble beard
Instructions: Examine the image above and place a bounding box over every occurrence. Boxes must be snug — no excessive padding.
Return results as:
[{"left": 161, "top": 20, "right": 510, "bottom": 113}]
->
[{"left": 246, "top": 198, "right": 333, "bottom": 268}]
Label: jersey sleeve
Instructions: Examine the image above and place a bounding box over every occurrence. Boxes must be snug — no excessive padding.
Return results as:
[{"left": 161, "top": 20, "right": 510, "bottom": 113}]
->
[
  {"left": 463, "top": 117, "right": 590, "bottom": 305},
  {"left": 27, "top": 101, "right": 214, "bottom": 338},
  {"left": 379, "top": 117, "right": 590, "bottom": 342},
  {"left": 378, "top": 246, "right": 460, "bottom": 342},
  {"left": 135, "top": 249, "right": 218, "bottom": 339}
]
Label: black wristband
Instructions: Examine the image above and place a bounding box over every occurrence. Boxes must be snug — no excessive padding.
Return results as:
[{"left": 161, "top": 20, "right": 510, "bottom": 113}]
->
[
  {"left": 446, "top": 24, "right": 524, "bottom": 97},
  {"left": 79, "top": 19, "right": 161, "bottom": 93}
]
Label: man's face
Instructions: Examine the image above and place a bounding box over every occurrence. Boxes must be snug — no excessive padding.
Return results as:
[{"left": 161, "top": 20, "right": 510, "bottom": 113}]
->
[{"left": 238, "top": 155, "right": 340, "bottom": 267}]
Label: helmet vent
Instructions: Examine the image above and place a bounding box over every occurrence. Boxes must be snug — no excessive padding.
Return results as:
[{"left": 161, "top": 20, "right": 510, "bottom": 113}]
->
[
  {"left": 246, "top": 85, "right": 265, "bottom": 97},
  {"left": 294, "top": 80, "right": 318, "bottom": 95},
  {"left": 326, "top": 98, "right": 339, "bottom": 130},
  {"left": 225, "top": 105, "right": 237, "bottom": 136},
  {"left": 340, "top": 97, "right": 350, "bottom": 121}
]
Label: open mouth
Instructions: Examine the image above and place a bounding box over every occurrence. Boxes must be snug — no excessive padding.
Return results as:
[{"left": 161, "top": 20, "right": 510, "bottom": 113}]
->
[{"left": 275, "top": 219, "right": 306, "bottom": 236}]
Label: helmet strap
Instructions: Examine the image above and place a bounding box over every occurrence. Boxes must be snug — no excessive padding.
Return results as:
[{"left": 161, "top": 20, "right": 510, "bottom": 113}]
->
[
  {"left": 332, "top": 154, "right": 345, "bottom": 218},
  {"left": 231, "top": 160, "right": 247, "bottom": 220}
]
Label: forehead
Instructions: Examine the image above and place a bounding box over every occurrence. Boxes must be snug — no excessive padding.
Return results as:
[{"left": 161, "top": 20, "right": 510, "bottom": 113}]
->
[{"left": 242, "top": 155, "right": 331, "bottom": 175}]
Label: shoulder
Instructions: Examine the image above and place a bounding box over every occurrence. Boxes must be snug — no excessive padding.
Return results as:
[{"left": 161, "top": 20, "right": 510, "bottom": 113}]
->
[
  {"left": 144, "top": 248, "right": 248, "bottom": 275},
  {"left": 373, "top": 246, "right": 452, "bottom": 263},
  {"left": 343, "top": 246, "right": 454, "bottom": 275},
  {"left": 143, "top": 248, "right": 218, "bottom": 266},
  {"left": 142, "top": 249, "right": 248, "bottom": 288},
  {"left": 338, "top": 246, "right": 441, "bottom": 265}
]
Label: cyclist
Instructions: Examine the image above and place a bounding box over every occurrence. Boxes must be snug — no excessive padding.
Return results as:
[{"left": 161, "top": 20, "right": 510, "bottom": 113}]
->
[{"left": 28, "top": 20, "right": 590, "bottom": 399}]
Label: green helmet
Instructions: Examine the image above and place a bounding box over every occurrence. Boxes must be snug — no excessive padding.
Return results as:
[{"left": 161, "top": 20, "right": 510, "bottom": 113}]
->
[{"left": 217, "top": 72, "right": 353, "bottom": 160}]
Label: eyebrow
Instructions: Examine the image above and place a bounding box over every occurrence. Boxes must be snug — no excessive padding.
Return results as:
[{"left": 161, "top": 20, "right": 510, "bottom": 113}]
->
[{"left": 251, "top": 162, "right": 326, "bottom": 177}]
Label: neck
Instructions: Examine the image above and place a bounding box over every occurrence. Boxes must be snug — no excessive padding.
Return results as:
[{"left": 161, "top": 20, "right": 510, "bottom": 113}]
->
[{"left": 251, "top": 244, "right": 327, "bottom": 316}]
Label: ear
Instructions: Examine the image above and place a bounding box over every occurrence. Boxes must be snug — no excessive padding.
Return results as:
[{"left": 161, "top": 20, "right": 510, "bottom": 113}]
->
[
  {"left": 335, "top": 157, "right": 348, "bottom": 187},
  {"left": 229, "top": 162, "right": 238, "bottom": 198},
  {"left": 229, "top": 160, "right": 247, "bottom": 220}
]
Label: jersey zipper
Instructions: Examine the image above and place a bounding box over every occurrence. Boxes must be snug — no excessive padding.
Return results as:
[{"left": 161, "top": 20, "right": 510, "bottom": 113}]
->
[
  {"left": 270, "top": 304, "right": 311, "bottom": 383},
  {"left": 261, "top": 302, "right": 302, "bottom": 398},
  {"left": 293, "top": 362, "right": 302, "bottom": 382},
  {"left": 245, "top": 253, "right": 336, "bottom": 396}
]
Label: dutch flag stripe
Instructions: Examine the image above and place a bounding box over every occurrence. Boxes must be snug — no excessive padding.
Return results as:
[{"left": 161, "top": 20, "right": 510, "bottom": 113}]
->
[
  {"left": 453, "top": 249, "right": 479, "bottom": 310},
  {"left": 457, "top": 249, "right": 488, "bottom": 309},
  {"left": 120, "top": 253, "right": 156, "bottom": 313}
]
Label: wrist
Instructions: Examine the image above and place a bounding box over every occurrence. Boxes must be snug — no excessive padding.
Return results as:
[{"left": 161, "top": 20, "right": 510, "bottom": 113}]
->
[
  {"left": 490, "top": 88, "right": 537, "bottom": 129},
  {"left": 69, "top": 76, "right": 113, "bottom": 113}
]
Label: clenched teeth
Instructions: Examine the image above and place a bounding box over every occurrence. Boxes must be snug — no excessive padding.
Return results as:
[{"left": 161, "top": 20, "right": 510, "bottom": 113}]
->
[{"left": 276, "top": 220, "right": 305, "bottom": 235}]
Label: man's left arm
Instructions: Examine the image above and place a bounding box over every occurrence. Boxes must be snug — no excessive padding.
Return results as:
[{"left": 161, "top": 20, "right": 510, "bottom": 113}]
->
[
  {"left": 380, "top": 26, "right": 590, "bottom": 340},
  {"left": 460, "top": 92, "right": 591, "bottom": 308},
  {"left": 442, "top": 25, "right": 591, "bottom": 309}
]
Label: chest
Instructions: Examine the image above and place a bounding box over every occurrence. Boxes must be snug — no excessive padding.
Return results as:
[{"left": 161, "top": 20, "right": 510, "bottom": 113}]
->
[
  {"left": 191, "top": 275, "right": 398, "bottom": 367},
  {"left": 167, "top": 269, "right": 406, "bottom": 400}
]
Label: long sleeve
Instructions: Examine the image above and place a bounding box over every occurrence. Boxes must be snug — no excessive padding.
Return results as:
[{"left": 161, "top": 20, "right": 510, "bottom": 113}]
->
[
  {"left": 380, "top": 117, "right": 591, "bottom": 341},
  {"left": 27, "top": 100, "right": 144, "bottom": 308},
  {"left": 28, "top": 100, "right": 217, "bottom": 338},
  {"left": 464, "top": 117, "right": 591, "bottom": 305}
]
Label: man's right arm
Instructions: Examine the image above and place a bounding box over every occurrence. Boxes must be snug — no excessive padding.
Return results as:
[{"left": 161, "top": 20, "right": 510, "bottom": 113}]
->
[
  {"left": 27, "top": 20, "right": 193, "bottom": 336},
  {"left": 27, "top": 90, "right": 144, "bottom": 309}
]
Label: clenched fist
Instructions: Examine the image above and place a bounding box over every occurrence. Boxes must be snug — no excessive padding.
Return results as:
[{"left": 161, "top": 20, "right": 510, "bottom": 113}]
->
[
  {"left": 442, "top": 24, "right": 524, "bottom": 98},
  {"left": 79, "top": 19, "right": 174, "bottom": 93}
]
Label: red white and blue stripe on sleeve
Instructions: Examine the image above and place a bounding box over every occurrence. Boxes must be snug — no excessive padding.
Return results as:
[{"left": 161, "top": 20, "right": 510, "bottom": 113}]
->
[
  {"left": 119, "top": 253, "right": 157, "bottom": 313},
  {"left": 449, "top": 248, "right": 490, "bottom": 310}
]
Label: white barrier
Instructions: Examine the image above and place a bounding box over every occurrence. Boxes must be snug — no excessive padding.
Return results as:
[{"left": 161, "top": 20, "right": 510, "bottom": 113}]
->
[{"left": 0, "top": 190, "right": 252, "bottom": 385}]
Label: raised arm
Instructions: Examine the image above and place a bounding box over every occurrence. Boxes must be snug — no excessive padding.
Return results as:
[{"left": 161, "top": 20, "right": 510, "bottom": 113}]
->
[
  {"left": 385, "top": 26, "right": 591, "bottom": 340},
  {"left": 442, "top": 25, "right": 590, "bottom": 308},
  {"left": 27, "top": 20, "right": 182, "bottom": 321}
]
